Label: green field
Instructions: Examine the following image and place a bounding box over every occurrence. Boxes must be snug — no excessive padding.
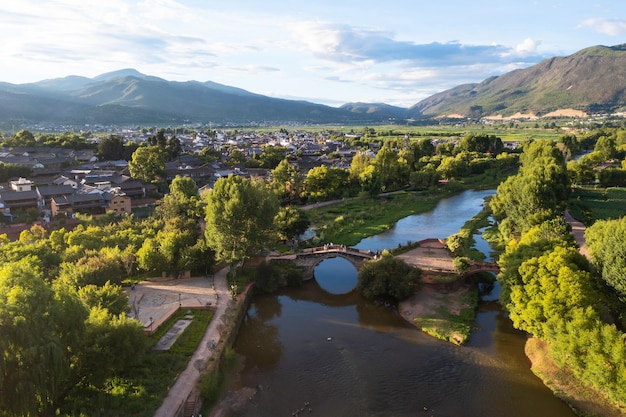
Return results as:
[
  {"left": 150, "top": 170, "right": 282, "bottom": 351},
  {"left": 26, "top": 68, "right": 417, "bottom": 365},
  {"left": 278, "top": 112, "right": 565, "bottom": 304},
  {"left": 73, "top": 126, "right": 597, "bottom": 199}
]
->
[
  {"left": 247, "top": 124, "right": 563, "bottom": 143},
  {"left": 569, "top": 187, "right": 626, "bottom": 225},
  {"left": 307, "top": 192, "right": 441, "bottom": 246}
]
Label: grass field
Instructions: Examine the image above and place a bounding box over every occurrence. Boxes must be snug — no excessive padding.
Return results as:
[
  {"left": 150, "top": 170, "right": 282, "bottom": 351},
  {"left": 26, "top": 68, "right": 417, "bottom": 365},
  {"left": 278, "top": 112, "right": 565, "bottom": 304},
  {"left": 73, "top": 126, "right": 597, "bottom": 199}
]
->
[
  {"left": 247, "top": 124, "right": 563, "bottom": 143},
  {"left": 307, "top": 192, "right": 442, "bottom": 246},
  {"left": 569, "top": 186, "right": 626, "bottom": 225}
]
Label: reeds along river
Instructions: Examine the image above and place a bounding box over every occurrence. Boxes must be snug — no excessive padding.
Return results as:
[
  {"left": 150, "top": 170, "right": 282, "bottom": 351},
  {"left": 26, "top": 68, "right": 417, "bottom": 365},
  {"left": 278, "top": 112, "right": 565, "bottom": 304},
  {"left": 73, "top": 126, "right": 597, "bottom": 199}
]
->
[{"left": 228, "top": 190, "right": 577, "bottom": 417}]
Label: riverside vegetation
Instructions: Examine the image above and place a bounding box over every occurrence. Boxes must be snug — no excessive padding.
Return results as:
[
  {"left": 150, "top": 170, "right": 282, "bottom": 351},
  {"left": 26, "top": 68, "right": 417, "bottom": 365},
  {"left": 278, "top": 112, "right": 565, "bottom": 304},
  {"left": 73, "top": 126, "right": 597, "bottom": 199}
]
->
[{"left": 2, "top": 125, "right": 626, "bottom": 416}]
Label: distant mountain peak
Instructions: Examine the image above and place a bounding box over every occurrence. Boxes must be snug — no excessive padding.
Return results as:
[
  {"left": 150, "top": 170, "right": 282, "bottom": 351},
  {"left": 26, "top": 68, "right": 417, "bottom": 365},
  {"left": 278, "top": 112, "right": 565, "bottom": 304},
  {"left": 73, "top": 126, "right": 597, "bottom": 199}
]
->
[{"left": 93, "top": 68, "right": 149, "bottom": 81}]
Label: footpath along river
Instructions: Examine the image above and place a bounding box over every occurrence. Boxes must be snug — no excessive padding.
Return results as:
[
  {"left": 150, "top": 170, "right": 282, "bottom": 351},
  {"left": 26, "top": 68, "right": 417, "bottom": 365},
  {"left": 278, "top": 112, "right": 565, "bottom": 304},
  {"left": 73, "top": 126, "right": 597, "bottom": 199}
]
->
[{"left": 225, "top": 190, "right": 577, "bottom": 417}]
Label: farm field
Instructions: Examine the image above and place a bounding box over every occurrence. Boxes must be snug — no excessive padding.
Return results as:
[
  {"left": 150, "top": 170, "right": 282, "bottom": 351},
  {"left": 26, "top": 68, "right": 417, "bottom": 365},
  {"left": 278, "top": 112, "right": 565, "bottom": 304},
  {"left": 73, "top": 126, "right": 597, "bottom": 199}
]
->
[{"left": 569, "top": 187, "right": 626, "bottom": 224}]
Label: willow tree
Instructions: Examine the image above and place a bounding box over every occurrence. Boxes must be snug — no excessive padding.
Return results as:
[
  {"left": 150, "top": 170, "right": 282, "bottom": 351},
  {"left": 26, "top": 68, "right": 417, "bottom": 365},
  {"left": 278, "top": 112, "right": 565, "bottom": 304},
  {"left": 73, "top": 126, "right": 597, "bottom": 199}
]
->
[
  {"left": 204, "top": 175, "right": 278, "bottom": 272},
  {"left": 0, "top": 257, "right": 86, "bottom": 417}
]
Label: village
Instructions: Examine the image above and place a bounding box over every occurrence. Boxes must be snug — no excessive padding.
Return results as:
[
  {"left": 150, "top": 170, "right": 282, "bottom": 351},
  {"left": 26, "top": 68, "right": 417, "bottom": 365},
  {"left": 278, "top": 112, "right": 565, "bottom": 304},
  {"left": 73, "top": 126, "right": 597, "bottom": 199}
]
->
[{"left": 0, "top": 127, "right": 385, "bottom": 231}]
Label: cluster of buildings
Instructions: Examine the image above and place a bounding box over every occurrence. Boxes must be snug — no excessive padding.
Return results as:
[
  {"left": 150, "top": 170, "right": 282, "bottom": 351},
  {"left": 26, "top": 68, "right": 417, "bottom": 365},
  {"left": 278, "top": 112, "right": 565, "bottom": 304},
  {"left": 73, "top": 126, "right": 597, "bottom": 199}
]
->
[
  {"left": 0, "top": 173, "right": 149, "bottom": 223},
  {"left": 0, "top": 129, "right": 368, "bottom": 223}
]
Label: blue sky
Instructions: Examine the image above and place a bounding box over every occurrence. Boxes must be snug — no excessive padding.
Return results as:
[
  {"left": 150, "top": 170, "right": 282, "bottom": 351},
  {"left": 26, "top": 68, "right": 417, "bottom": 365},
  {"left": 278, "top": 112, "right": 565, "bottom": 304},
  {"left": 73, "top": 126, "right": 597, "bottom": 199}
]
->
[{"left": 1, "top": 1, "right": 625, "bottom": 107}]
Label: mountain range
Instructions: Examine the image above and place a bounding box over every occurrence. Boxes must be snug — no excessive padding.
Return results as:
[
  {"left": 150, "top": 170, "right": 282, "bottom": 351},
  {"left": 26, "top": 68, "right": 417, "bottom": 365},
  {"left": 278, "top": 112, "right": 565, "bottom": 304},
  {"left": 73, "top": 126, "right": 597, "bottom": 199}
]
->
[{"left": 1, "top": 44, "right": 626, "bottom": 126}]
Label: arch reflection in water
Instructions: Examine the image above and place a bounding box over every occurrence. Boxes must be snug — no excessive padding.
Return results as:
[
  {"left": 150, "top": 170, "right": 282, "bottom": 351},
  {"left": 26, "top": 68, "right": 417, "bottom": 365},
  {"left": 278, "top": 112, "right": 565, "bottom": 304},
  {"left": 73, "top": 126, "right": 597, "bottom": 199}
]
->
[{"left": 313, "top": 257, "right": 359, "bottom": 294}]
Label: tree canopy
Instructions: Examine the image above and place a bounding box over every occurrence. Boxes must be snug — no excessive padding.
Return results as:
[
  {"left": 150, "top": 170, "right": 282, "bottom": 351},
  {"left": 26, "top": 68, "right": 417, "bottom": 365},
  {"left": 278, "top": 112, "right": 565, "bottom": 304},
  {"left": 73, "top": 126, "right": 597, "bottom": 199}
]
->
[
  {"left": 128, "top": 145, "right": 166, "bottom": 184},
  {"left": 586, "top": 217, "right": 626, "bottom": 300},
  {"left": 204, "top": 175, "right": 279, "bottom": 268},
  {"left": 357, "top": 254, "right": 421, "bottom": 301}
]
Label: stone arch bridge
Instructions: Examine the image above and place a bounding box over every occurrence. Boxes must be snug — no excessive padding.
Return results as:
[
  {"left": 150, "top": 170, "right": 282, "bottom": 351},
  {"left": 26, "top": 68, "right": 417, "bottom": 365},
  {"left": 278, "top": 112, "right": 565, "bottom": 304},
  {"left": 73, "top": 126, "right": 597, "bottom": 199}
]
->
[
  {"left": 267, "top": 241, "right": 500, "bottom": 279},
  {"left": 268, "top": 244, "right": 375, "bottom": 279},
  {"left": 465, "top": 260, "right": 500, "bottom": 276}
]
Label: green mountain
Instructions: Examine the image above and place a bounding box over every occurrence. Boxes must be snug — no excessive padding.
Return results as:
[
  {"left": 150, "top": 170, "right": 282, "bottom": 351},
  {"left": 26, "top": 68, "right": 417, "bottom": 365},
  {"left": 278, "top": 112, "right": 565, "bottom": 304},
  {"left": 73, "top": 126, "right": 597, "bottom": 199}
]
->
[
  {"left": 409, "top": 44, "right": 626, "bottom": 118},
  {"left": 0, "top": 70, "right": 394, "bottom": 125},
  {"left": 340, "top": 102, "right": 408, "bottom": 121},
  {"left": 3, "top": 44, "right": 626, "bottom": 125}
]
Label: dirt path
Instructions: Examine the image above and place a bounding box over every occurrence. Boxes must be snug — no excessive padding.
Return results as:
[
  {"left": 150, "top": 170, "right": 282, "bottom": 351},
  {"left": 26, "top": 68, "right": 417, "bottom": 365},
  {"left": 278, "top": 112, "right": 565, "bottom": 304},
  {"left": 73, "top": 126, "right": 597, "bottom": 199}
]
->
[{"left": 564, "top": 209, "right": 589, "bottom": 259}]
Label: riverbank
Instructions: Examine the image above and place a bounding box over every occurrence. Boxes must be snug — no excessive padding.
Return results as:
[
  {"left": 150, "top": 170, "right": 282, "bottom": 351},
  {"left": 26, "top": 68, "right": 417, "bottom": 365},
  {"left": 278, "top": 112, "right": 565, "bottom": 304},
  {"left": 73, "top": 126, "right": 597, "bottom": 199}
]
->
[
  {"left": 520, "top": 211, "right": 624, "bottom": 417},
  {"left": 525, "top": 338, "right": 625, "bottom": 417}
]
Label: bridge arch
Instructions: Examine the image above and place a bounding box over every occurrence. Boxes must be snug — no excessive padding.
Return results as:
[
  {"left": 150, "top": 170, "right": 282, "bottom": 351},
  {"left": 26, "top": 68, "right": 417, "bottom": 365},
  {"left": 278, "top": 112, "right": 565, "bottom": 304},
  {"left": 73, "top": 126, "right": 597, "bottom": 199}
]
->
[
  {"left": 302, "top": 253, "right": 367, "bottom": 274},
  {"left": 464, "top": 261, "right": 500, "bottom": 277},
  {"left": 268, "top": 245, "right": 375, "bottom": 280}
]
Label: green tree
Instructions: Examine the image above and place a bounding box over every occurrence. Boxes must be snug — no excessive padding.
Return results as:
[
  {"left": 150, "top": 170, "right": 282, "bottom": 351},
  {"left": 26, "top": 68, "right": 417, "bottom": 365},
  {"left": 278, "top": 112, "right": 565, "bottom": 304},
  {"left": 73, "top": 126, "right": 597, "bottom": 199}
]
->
[
  {"left": 519, "top": 140, "right": 565, "bottom": 168},
  {"left": 128, "top": 145, "right": 166, "bottom": 184},
  {"left": 58, "top": 249, "right": 124, "bottom": 287},
  {"left": 136, "top": 237, "right": 169, "bottom": 273},
  {"left": 508, "top": 246, "right": 597, "bottom": 339},
  {"left": 408, "top": 139, "right": 435, "bottom": 170},
  {"left": 410, "top": 164, "right": 440, "bottom": 189},
  {"left": 437, "top": 155, "right": 468, "bottom": 180},
  {"left": 453, "top": 256, "right": 471, "bottom": 275},
  {"left": 274, "top": 206, "right": 310, "bottom": 241},
  {"left": 373, "top": 145, "right": 405, "bottom": 190},
  {"left": 270, "top": 159, "right": 303, "bottom": 202},
  {"left": 457, "top": 133, "right": 503, "bottom": 155},
  {"left": 259, "top": 145, "right": 287, "bottom": 169},
  {"left": 0, "top": 162, "right": 31, "bottom": 182},
  {"left": 548, "top": 309, "right": 626, "bottom": 404},
  {"left": 594, "top": 135, "right": 617, "bottom": 160},
  {"left": 6, "top": 129, "right": 36, "bottom": 147},
  {"left": 497, "top": 218, "right": 574, "bottom": 307},
  {"left": 303, "top": 165, "right": 350, "bottom": 201},
  {"left": 586, "top": 217, "right": 626, "bottom": 300},
  {"left": 166, "top": 135, "right": 182, "bottom": 160},
  {"left": 204, "top": 175, "right": 279, "bottom": 271},
  {"left": 566, "top": 159, "right": 595, "bottom": 185},
  {"left": 490, "top": 144, "right": 568, "bottom": 237},
  {"left": 349, "top": 151, "right": 373, "bottom": 180},
  {"left": 0, "top": 258, "right": 80, "bottom": 417},
  {"left": 157, "top": 175, "right": 202, "bottom": 219},
  {"left": 80, "top": 307, "right": 147, "bottom": 388},
  {"left": 357, "top": 254, "right": 422, "bottom": 301},
  {"left": 558, "top": 133, "right": 581, "bottom": 156},
  {"left": 149, "top": 129, "right": 167, "bottom": 148},
  {"left": 97, "top": 135, "right": 125, "bottom": 160},
  {"left": 227, "top": 147, "right": 246, "bottom": 167},
  {"left": 77, "top": 281, "right": 130, "bottom": 316},
  {"left": 198, "top": 146, "right": 221, "bottom": 163}
]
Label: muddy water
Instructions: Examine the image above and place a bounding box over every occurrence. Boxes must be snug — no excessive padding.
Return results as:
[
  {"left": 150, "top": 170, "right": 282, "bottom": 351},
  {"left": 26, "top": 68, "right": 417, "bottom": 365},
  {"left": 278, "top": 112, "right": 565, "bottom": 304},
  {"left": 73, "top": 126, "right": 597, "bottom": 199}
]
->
[{"left": 228, "top": 191, "right": 576, "bottom": 417}]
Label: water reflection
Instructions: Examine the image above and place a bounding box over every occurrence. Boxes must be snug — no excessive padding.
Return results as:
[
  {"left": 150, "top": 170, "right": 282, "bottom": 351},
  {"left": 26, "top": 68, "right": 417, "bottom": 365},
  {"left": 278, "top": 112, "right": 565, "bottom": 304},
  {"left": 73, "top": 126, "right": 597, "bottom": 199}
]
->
[
  {"left": 355, "top": 189, "right": 495, "bottom": 252},
  {"left": 234, "top": 286, "right": 576, "bottom": 417},
  {"left": 230, "top": 190, "right": 577, "bottom": 417},
  {"left": 236, "top": 303, "right": 282, "bottom": 368},
  {"left": 313, "top": 257, "right": 358, "bottom": 294}
]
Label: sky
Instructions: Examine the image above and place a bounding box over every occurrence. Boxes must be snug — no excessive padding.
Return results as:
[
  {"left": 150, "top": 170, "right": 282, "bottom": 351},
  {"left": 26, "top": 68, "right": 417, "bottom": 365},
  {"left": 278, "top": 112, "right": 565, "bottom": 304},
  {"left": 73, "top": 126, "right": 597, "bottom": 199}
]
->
[{"left": 1, "top": 1, "right": 626, "bottom": 108}]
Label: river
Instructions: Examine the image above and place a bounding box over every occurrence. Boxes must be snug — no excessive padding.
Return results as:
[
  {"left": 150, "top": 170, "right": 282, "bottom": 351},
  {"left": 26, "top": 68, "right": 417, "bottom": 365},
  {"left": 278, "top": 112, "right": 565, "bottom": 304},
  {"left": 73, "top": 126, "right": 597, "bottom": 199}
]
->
[{"left": 227, "top": 190, "right": 576, "bottom": 417}]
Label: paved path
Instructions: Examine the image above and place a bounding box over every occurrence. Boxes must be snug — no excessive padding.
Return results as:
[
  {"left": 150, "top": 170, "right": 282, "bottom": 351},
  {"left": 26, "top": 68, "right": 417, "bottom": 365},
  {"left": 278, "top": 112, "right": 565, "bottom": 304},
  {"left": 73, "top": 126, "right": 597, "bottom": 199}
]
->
[
  {"left": 565, "top": 210, "right": 590, "bottom": 259},
  {"left": 153, "top": 266, "right": 230, "bottom": 417}
]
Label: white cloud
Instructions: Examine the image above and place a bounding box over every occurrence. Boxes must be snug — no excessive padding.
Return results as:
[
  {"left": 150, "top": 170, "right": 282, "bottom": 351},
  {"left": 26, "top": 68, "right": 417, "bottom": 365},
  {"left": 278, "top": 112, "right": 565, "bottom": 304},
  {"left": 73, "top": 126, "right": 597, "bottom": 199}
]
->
[
  {"left": 288, "top": 21, "right": 542, "bottom": 67},
  {"left": 515, "top": 38, "right": 541, "bottom": 56},
  {"left": 579, "top": 18, "right": 626, "bottom": 36}
]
